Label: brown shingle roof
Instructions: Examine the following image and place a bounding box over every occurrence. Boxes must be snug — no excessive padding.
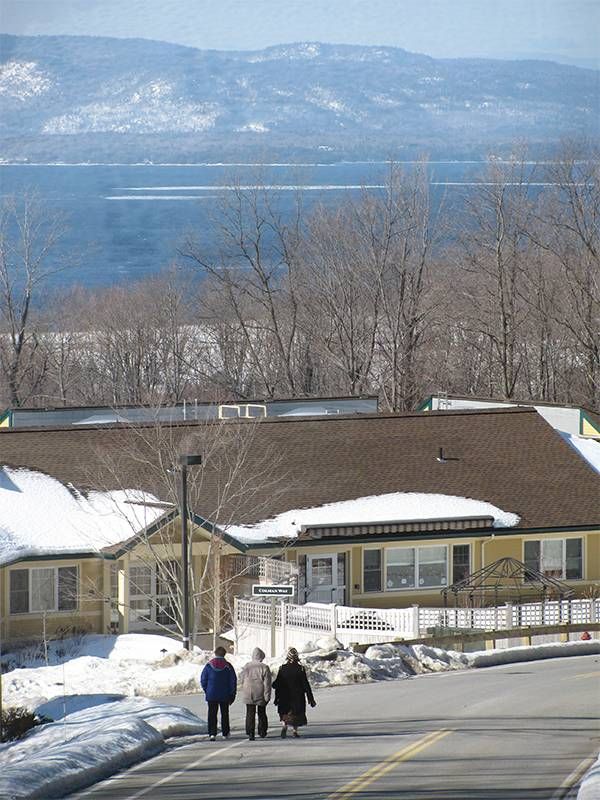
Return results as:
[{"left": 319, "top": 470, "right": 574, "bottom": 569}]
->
[{"left": 1, "top": 407, "right": 598, "bottom": 531}]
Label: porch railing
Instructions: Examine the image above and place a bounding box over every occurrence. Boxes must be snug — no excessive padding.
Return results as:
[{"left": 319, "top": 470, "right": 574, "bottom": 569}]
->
[{"left": 224, "top": 555, "right": 298, "bottom": 583}]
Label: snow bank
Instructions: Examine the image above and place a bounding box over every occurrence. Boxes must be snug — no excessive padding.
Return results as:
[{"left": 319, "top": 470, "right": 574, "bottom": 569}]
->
[
  {"left": 467, "top": 639, "right": 600, "bottom": 667},
  {"left": 578, "top": 752, "right": 600, "bottom": 800},
  {"left": 291, "top": 639, "right": 598, "bottom": 688},
  {"left": 5, "top": 632, "right": 596, "bottom": 716},
  {"left": 225, "top": 492, "right": 520, "bottom": 544},
  {"left": 0, "top": 467, "right": 164, "bottom": 566},
  {"left": 0, "top": 698, "right": 205, "bottom": 800},
  {"left": 1, "top": 633, "right": 207, "bottom": 710}
]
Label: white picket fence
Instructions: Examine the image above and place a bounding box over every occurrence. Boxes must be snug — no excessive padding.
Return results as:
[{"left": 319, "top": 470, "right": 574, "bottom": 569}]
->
[
  {"left": 419, "top": 598, "right": 600, "bottom": 630},
  {"left": 232, "top": 597, "right": 600, "bottom": 655}
]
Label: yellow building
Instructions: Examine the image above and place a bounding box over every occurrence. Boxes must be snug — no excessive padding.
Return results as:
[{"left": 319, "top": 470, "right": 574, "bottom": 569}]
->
[{"left": 1, "top": 406, "right": 599, "bottom": 646}]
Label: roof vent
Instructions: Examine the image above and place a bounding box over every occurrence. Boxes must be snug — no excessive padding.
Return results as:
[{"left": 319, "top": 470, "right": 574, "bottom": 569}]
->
[{"left": 437, "top": 447, "right": 459, "bottom": 463}]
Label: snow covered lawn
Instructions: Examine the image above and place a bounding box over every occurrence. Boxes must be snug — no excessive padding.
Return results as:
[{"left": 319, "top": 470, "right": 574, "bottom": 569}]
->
[
  {"left": 3, "top": 632, "right": 598, "bottom": 712},
  {"left": 1, "top": 633, "right": 207, "bottom": 710}
]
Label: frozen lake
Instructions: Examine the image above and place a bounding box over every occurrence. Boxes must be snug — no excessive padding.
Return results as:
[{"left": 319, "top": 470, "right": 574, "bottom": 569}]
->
[{"left": 0, "top": 160, "right": 505, "bottom": 288}]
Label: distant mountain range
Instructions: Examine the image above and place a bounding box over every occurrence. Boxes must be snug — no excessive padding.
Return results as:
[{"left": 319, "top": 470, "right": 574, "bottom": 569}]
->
[{"left": 0, "top": 35, "right": 598, "bottom": 162}]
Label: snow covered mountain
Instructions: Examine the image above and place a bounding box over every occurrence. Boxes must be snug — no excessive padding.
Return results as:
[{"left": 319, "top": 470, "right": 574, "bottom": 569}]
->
[{"left": 0, "top": 35, "right": 597, "bottom": 161}]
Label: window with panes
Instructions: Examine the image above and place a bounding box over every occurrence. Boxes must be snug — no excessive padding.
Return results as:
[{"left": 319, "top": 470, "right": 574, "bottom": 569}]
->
[
  {"left": 524, "top": 538, "right": 582, "bottom": 580},
  {"left": 9, "top": 566, "right": 78, "bottom": 614},
  {"left": 364, "top": 546, "right": 448, "bottom": 591},
  {"left": 452, "top": 544, "right": 471, "bottom": 583},
  {"left": 363, "top": 550, "right": 382, "bottom": 592}
]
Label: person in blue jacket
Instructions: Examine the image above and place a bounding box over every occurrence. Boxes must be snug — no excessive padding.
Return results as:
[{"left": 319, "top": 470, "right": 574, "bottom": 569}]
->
[{"left": 200, "top": 646, "right": 237, "bottom": 740}]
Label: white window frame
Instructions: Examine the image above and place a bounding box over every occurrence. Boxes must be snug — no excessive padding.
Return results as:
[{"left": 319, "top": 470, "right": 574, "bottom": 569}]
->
[
  {"left": 523, "top": 537, "right": 584, "bottom": 581},
  {"left": 9, "top": 565, "right": 79, "bottom": 615},
  {"left": 384, "top": 545, "right": 449, "bottom": 591},
  {"left": 128, "top": 560, "right": 179, "bottom": 629}
]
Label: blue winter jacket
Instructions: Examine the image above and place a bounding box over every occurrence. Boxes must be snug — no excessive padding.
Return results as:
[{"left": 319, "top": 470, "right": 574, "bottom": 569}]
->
[{"left": 200, "top": 657, "right": 237, "bottom": 703}]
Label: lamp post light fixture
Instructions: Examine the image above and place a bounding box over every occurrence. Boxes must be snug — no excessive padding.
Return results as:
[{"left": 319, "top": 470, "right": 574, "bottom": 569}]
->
[{"left": 178, "top": 454, "right": 202, "bottom": 651}]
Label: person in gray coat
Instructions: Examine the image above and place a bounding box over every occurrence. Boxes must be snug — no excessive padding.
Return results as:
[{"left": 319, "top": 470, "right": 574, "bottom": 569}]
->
[{"left": 239, "top": 647, "right": 272, "bottom": 740}]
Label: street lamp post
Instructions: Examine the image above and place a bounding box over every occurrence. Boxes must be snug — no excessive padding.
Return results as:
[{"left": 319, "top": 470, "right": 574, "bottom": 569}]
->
[{"left": 178, "top": 454, "right": 202, "bottom": 651}]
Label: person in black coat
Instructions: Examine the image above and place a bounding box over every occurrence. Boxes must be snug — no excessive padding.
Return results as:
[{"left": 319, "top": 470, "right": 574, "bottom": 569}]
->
[{"left": 273, "top": 647, "right": 316, "bottom": 738}]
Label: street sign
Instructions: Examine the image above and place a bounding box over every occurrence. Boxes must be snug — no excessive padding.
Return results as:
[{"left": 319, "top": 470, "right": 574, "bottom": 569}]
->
[{"left": 252, "top": 584, "right": 294, "bottom": 597}]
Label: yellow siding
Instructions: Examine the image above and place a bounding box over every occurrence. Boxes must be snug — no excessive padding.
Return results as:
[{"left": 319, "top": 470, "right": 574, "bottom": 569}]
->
[
  {"left": 588, "top": 531, "right": 600, "bottom": 580},
  {"left": 1, "top": 557, "right": 106, "bottom": 644},
  {"left": 581, "top": 415, "right": 600, "bottom": 437},
  {"left": 272, "top": 529, "right": 600, "bottom": 609}
]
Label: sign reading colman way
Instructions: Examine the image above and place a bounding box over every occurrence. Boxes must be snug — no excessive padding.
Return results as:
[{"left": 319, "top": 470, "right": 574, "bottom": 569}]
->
[{"left": 252, "top": 584, "right": 294, "bottom": 597}]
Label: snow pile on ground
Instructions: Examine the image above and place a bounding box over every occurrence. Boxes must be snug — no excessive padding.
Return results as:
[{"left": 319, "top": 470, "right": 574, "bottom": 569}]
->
[
  {"left": 4, "top": 633, "right": 597, "bottom": 715},
  {"left": 296, "top": 641, "right": 470, "bottom": 686},
  {"left": 578, "top": 752, "right": 600, "bottom": 800},
  {"left": 0, "top": 467, "right": 164, "bottom": 566},
  {"left": 225, "top": 492, "right": 520, "bottom": 544},
  {"left": 2, "top": 632, "right": 187, "bottom": 671},
  {"left": 467, "top": 639, "right": 600, "bottom": 667},
  {"left": 293, "top": 639, "right": 599, "bottom": 687},
  {"left": 1, "top": 633, "right": 209, "bottom": 710},
  {"left": 0, "top": 697, "right": 205, "bottom": 800}
]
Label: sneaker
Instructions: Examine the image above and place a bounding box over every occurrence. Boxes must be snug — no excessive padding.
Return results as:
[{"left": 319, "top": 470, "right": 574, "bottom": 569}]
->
[
  {"left": 292, "top": 730, "right": 300, "bottom": 738},
  {"left": 223, "top": 733, "right": 230, "bottom": 739},
  {"left": 248, "top": 735, "right": 255, "bottom": 741},
  {"left": 209, "top": 735, "right": 216, "bottom": 741},
  {"left": 280, "top": 727, "right": 287, "bottom": 739}
]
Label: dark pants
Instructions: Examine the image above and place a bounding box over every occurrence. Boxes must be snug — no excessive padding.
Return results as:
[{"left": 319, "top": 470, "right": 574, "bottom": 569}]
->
[
  {"left": 245, "top": 704, "right": 268, "bottom": 738},
  {"left": 207, "top": 701, "right": 230, "bottom": 737}
]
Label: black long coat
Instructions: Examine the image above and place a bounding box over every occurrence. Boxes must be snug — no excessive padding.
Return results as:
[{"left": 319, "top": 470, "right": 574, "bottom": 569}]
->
[{"left": 273, "top": 662, "right": 315, "bottom": 727}]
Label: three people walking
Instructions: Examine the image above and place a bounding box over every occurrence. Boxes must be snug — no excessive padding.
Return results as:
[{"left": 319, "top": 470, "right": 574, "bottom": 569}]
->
[
  {"left": 239, "top": 647, "right": 272, "bottom": 740},
  {"left": 200, "top": 646, "right": 237, "bottom": 741},
  {"left": 201, "top": 645, "right": 315, "bottom": 741}
]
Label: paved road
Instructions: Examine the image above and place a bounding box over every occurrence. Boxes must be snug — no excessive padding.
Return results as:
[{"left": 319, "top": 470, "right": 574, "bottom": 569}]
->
[{"left": 70, "top": 655, "right": 599, "bottom": 800}]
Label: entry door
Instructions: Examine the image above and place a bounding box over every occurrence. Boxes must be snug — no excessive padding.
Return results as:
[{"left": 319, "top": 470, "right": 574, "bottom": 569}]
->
[{"left": 307, "top": 554, "right": 339, "bottom": 603}]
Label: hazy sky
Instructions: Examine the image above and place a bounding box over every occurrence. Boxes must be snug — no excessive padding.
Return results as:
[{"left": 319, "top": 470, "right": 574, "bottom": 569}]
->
[{"left": 1, "top": 0, "right": 598, "bottom": 66}]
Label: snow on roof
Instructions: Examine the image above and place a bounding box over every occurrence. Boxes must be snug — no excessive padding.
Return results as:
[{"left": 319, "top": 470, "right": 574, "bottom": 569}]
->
[
  {"left": 0, "top": 467, "right": 165, "bottom": 566},
  {"left": 224, "top": 492, "right": 520, "bottom": 544},
  {"left": 562, "top": 433, "right": 600, "bottom": 475}
]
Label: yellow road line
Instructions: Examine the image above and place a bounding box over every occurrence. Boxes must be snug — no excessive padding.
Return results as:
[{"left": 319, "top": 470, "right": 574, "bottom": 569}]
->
[
  {"left": 570, "top": 671, "right": 599, "bottom": 680},
  {"left": 327, "top": 728, "right": 452, "bottom": 800}
]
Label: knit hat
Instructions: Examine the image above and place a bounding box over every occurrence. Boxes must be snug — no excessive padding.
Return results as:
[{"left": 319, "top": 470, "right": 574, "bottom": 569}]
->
[{"left": 286, "top": 647, "right": 300, "bottom": 663}]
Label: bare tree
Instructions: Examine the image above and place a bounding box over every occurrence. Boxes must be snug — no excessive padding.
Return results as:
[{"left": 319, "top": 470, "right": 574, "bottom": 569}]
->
[
  {"left": 0, "top": 194, "right": 71, "bottom": 406},
  {"left": 89, "top": 418, "right": 286, "bottom": 644},
  {"left": 370, "top": 162, "right": 441, "bottom": 410},
  {"left": 535, "top": 143, "right": 600, "bottom": 406},
  {"left": 181, "top": 182, "right": 305, "bottom": 397},
  {"left": 299, "top": 202, "right": 382, "bottom": 396},
  {"left": 453, "top": 153, "right": 540, "bottom": 399}
]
